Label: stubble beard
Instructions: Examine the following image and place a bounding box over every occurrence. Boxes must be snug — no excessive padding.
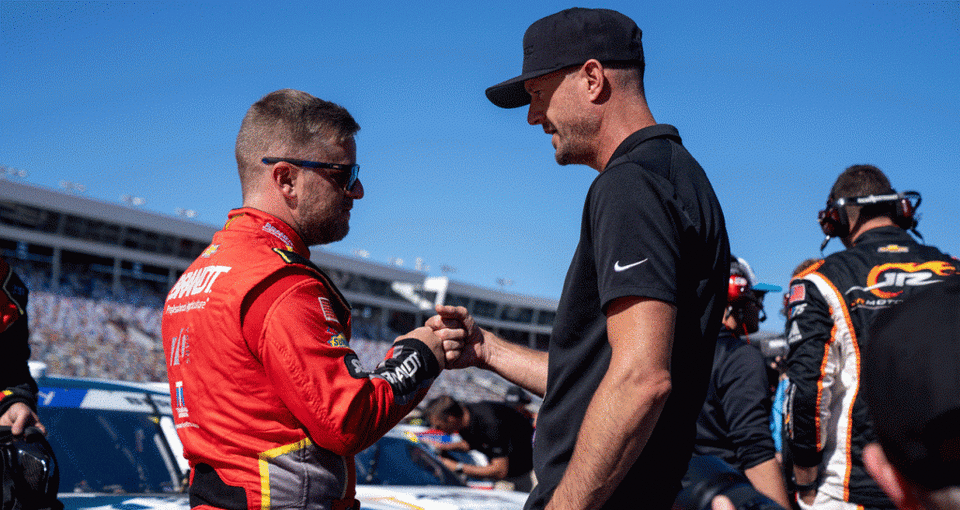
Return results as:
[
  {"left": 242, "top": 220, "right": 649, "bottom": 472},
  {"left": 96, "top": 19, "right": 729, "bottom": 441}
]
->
[
  {"left": 304, "top": 220, "right": 349, "bottom": 247},
  {"left": 302, "top": 202, "right": 351, "bottom": 247},
  {"left": 552, "top": 119, "right": 595, "bottom": 167}
]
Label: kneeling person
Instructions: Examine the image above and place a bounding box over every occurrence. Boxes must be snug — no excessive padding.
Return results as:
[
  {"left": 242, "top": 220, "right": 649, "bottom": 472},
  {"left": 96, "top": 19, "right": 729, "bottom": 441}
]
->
[{"left": 426, "top": 395, "right": 535, "bottom": 491}]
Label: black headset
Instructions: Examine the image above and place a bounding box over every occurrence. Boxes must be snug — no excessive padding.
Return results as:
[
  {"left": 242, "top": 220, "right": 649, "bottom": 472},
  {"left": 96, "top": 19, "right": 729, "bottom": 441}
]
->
[{"left": 817, "top": 190, "right": 921, "bottom": 250}]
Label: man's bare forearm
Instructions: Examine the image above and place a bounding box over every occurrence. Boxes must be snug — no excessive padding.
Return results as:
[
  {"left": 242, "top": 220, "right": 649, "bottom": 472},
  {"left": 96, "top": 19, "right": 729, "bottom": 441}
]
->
[
  {"left": 482, "top": 329, "right": 549, "bottom": 397},
  {"left": 546, "top": 365, "right": 672, "bottom": 509},
  {"left": 744, "top": 458, "right": 791, "bottom": 509}
]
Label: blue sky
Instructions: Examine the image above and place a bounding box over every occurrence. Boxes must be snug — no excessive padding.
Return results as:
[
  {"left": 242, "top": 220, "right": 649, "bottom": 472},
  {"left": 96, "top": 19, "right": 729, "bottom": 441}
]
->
[{"left": 2, "top": 1, "right": 958, "bottom": 334}]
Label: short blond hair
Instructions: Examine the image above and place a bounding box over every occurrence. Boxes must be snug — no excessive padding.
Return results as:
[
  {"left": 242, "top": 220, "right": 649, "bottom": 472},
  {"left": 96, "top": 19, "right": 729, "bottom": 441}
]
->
[{"left": 235, "top": 89, "right": 359, "bottom": 197}]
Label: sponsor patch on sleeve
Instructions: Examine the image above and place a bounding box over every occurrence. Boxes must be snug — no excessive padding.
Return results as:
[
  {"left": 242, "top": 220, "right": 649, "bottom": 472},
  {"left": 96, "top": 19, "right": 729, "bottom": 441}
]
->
[
  {"left": 327, "top": 331, "right": 349, "bottom": 348},
  {"left": 789, "top": 303, "right": 807, "bottom": 319},
  {"left": 318, "top": 297, "right": 340, "bottom": 324},
  {"left": 788, "top": 284, "right": 806, "bottom": 304},
  {"left": 343, "top": 353, "right": 368, "bottom": 379},
  {"left": 787, "top": 321, "right": 803, "bottom": 344}
]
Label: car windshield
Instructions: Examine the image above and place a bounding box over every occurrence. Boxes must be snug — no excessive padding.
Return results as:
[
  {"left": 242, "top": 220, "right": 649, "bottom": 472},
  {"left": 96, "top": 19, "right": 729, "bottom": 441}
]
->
[
  {"left": 40, "top": 406, "right": 181, "bottom": 494},
  {"left": 356, "top": 436, "right": 464, "bottom": 487},
  {"left": 38, "top": 380, "right": 465, "bottom": 495}
]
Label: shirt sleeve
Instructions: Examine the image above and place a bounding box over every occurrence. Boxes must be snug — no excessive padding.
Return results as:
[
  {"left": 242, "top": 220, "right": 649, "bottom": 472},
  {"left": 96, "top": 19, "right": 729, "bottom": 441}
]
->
[
  {"left": 716, "top": 342, "right": 777, "bottom": 471},
  {"left": 589, "top": 164, "right": 681, "bottom": 309},
  {"left": 249, "top": 272, "right": 439, "bottom": 456},
  {"left": 784, "top": 277, "right": 836, "bottom": 468}
]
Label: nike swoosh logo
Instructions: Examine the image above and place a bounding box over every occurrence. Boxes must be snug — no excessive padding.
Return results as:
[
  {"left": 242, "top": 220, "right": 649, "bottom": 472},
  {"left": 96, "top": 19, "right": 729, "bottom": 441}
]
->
[{"left": 614, "top": 258, "right": 649, "bottom": 272}]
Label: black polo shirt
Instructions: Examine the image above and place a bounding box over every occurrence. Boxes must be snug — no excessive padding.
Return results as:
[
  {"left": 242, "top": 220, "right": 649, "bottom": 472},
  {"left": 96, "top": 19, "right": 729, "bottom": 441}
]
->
[
  {"left": 461, "top": 402, "right": 534, "bottom": 477},
  {"left": 691, "top": 330, "right": 777, "bottom": 473},
  {"left": 527, "top": 124, "right": 729, "bottom": 510}
]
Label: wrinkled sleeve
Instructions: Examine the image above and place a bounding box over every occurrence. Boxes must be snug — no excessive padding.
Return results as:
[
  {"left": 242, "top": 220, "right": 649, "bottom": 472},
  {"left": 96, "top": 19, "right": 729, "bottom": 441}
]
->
[
  {"left": 590, "top": 164, "right": 681, "bottom": 309},
  {"left": 716, "top": 343, "right": 776, "bottom": 471},
  {"left": 251, "top": 275, "right": 438, "bottom": 456},
  {"left": 784, "top": 277, "right": 836, "bottom": 468}
]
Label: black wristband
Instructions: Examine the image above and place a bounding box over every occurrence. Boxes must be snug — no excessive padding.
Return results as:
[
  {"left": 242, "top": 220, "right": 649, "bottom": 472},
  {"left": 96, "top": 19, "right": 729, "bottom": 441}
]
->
[
  {"left": 391, "top": 338, "right": 441, "bottom": 378},
  {"left": 794, "top": 479, "right": 818, "bottom": 492},
  {"left": 0, "top": 387, "right": 37, "bottom": 416},
  {"left": 371, "top": 338, "right": 441, "bottom": 403}
]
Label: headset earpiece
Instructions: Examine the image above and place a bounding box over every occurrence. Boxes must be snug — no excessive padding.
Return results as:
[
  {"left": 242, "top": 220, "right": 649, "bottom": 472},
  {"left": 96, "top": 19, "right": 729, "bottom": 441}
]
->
[
  {"left": 728, "top": 274, "right": 750, "bottom": 304},
  {"left": 818, "top": 202, "right": 849, "bottom": 239},
  {"left": 893, "top": 191, "right": 921, "bottom": 230}
]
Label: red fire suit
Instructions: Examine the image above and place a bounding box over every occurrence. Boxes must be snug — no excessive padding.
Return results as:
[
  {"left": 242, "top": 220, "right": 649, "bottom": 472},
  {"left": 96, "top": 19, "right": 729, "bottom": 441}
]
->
[{"left": 162, "top": 208, "right": 440, "bottom": 510}]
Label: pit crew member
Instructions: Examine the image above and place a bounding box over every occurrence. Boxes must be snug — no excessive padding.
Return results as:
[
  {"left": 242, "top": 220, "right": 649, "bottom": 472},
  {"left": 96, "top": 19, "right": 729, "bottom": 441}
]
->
[{"left": 785, "top": 164, "right": 958, "bottom": 509}]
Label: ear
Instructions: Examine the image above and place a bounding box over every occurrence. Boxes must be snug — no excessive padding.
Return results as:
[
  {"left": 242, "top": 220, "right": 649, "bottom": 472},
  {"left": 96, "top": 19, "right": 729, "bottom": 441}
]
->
[
  {"left": 271, "top": 161, "right": 300, "bottom": 200},
  {"left": 863, "top": 442, "right": 923, "bottom": 509},
  {"left": 580, "top": 59, "right": 608, "bottom": 102}
]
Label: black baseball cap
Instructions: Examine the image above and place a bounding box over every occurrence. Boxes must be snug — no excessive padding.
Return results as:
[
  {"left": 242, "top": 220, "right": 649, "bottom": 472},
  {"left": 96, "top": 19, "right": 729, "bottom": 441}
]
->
[
  {"left": 864, "top": 274, "right": 960, "bottom": 490},
  {"left": 485, "top": 7, "right": 644, "bottom": 109}
]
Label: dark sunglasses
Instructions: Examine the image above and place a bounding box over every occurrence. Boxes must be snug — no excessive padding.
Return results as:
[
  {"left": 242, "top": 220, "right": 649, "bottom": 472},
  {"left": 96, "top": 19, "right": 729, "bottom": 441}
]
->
[{"left": 261, "top": 157, "right": 360, "bottom": 192}]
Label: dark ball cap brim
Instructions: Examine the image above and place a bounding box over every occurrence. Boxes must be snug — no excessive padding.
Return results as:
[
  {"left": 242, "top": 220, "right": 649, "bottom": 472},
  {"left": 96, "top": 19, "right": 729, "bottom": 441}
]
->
[{"left": 485, "top": 72, "right": 543, "bottom": 109}]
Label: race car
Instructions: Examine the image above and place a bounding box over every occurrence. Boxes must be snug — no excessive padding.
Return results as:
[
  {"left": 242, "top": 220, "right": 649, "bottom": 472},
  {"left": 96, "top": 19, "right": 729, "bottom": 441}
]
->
[{"left": 30, "top": 365, "right": 526, "bottom": 510}]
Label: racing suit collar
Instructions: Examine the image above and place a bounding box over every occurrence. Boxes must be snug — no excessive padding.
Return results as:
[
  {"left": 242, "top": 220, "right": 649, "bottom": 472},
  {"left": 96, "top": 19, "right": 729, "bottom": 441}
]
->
[{"left": 225, "top": 208, "right": 311, "bottom": 257}]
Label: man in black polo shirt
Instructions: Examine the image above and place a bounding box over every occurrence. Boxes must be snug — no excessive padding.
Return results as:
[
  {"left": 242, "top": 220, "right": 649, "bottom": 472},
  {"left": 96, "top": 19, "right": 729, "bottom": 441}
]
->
[
  {"left": 428, "top": 7, "right": 728, "bottom": 509},
  {"left": 424, "top": 395, "right": 535, "bottom": 491}
]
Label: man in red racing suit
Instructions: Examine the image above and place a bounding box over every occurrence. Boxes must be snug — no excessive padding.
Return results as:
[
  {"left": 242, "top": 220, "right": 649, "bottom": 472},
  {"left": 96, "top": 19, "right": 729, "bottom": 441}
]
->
[
  {"left": 784, "top": 165, "right": 958, "bottom": 509},
  {"left": 162, "top": 90, "right": 448, "bottom": 510}
]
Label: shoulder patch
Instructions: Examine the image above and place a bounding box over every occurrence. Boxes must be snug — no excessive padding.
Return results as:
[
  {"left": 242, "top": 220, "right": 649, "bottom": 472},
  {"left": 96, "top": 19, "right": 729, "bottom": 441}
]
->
[
  {"left": 200, "top": 244, "right": 220, "bottom": 258},
  {"left": 788, "top": 283, "right": 806, "bottom": 304}
]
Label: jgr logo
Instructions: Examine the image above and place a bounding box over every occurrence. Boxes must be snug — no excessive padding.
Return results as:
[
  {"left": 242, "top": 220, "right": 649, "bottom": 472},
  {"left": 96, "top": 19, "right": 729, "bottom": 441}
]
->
[
  {"left": 861, "top": 261, "right": 955, "bottom": 299},
  {"left": 167, "top": 265, "right": 231, "bottom": 300}
]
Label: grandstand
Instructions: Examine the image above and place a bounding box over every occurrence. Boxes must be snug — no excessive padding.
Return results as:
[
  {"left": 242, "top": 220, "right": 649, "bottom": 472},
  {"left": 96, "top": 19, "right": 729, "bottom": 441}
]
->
[{"left": 1, "top": 179, "right": 556, "bottom": 403}]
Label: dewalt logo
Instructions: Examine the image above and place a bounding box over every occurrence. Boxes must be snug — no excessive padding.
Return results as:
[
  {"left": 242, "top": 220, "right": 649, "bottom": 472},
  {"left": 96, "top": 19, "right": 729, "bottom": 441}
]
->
[{"left": 861, "top": 261, "right": 955, "bottom": 299}]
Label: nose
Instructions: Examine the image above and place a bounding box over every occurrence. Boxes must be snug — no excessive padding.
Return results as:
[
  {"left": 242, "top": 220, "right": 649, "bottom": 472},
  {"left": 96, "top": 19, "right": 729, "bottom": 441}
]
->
[
  {"left": 527, "top": 103, "right": 543, "bottom": 126},
  {"left": 346, "top": 178, "right": 364, "bottom": 199}
]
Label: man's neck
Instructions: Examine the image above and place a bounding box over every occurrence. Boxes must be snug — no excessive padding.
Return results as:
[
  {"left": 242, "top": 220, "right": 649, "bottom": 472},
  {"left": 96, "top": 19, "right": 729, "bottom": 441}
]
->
[
  {"left": 846, "top": 216, "right": 898, "bottom": 247},
  {"left": 243, "top": 196, "right": 304, "bottom": 242},
  {"left": 595, "top": 106, "right": 656, "bottom": 170}
]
